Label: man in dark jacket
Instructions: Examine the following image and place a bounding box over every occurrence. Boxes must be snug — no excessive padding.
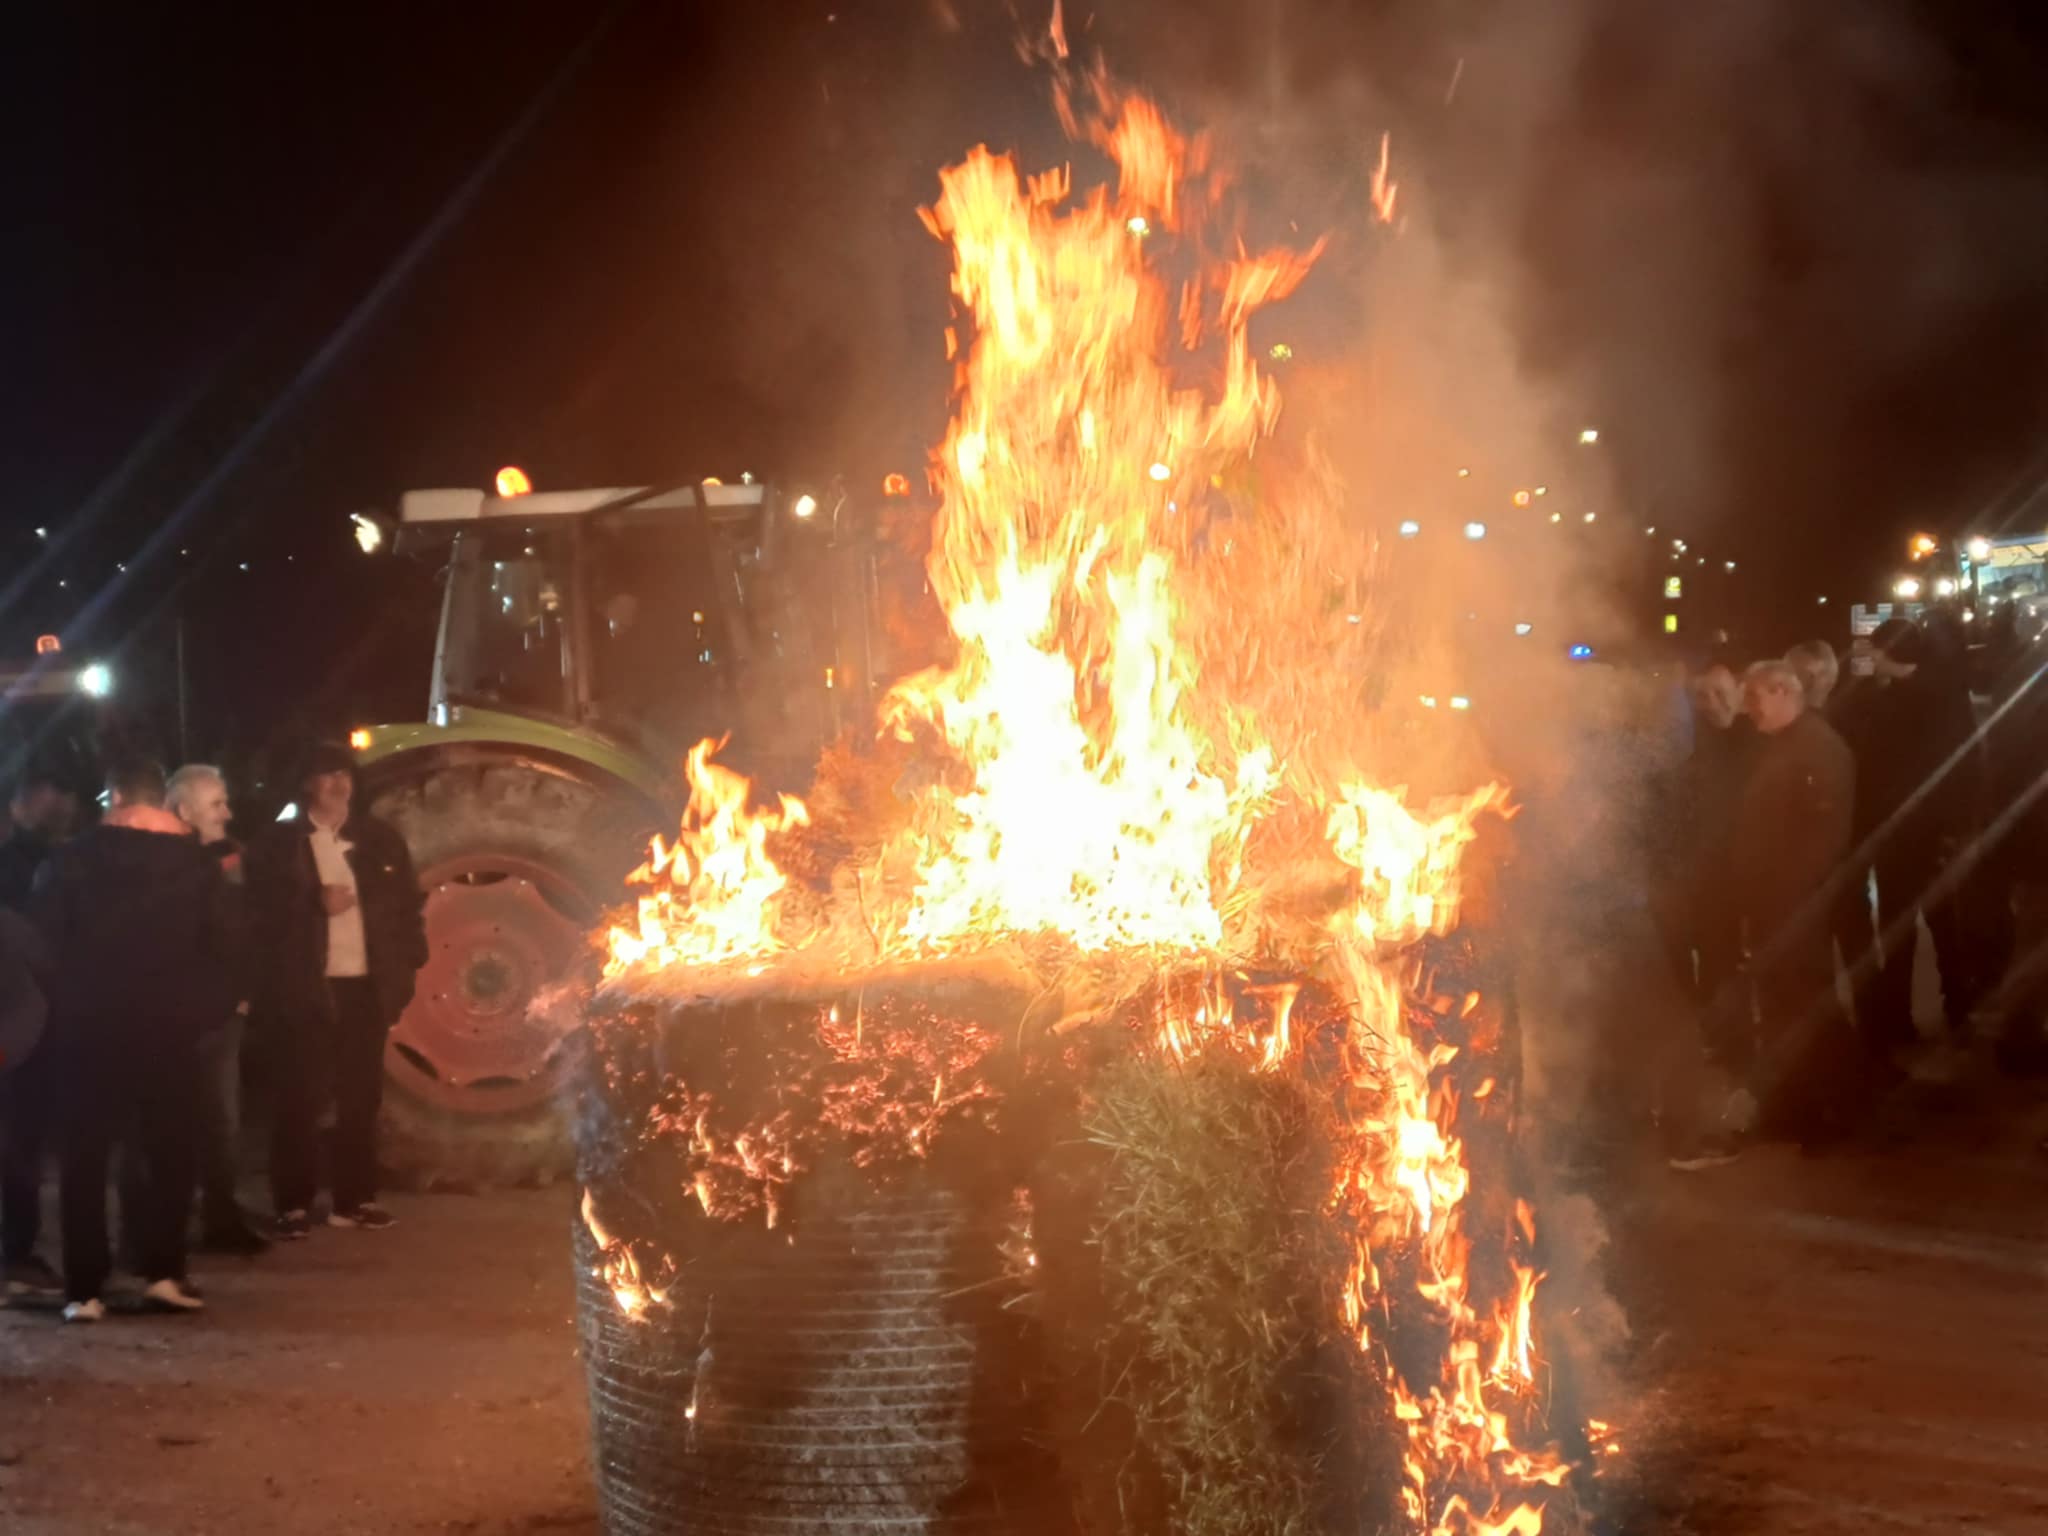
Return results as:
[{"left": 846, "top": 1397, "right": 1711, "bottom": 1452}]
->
[
  {"left": 1731, "top": 659, "right": 1858, "bottom": 1137},
  {"left": 1852, "top": 619, "right": 1986, "bottom": 1054},
  {"left": 0, "top": 765, "right": 77, "bottom": 1298},
  {"left": 251, "top": 742, "right": 425, "bottom": 1239},
  {"left": 33, "top": 761, "right": 230, "bottom": 1320}
]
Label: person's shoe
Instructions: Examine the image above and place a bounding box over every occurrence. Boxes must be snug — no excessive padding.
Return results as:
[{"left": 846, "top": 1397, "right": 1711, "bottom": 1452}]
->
[
  {"left": 327, "top": 1203, "right": 395, "bottom": 1231},
  {"left": 274, "top": 1210, "right": 314, "bottom": 1242},
  {"left": 141, "top": 1277, "right": 206, "bottom": 1314},
  {"left": 1668, "top": 1132, "right": 1745, "bottom": 1172},
  {"left": 61, "top": 1298, "right": 105, "bottom": 1325},
  {"left": 4, "top": 1255, "right": 64, "bottom": 1296},
  {"left": 199, "top": 1220, "right": 272, "bottom": 1257}
]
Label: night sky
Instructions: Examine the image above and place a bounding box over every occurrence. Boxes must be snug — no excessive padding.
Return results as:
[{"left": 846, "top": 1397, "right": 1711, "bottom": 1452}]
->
[{"left": 6, "top": 1, "right": 2048, "bottom": 780}]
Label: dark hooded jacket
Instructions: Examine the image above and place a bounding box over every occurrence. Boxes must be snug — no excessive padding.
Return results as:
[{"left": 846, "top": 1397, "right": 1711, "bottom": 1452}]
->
[
  {"left": 29, "top": 806, "right": 233, "bottom": 1042},
  {"left": 248, "top": 810, "right": 426, "bottom": 1029}
]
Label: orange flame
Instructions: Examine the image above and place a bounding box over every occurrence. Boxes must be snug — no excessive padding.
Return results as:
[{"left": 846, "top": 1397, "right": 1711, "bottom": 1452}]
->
[
  {"left": 600, "top": 83, "right": 1596, "bottom": 1523},
  {"left": 604, "top": 740, "right": 809, "bottom": 975}
]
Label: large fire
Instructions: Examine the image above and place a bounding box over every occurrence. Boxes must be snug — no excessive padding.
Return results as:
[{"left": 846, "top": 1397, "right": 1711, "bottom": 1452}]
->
[{"left": 597, "top": 68, "right": 1591, "bottom": 1536}]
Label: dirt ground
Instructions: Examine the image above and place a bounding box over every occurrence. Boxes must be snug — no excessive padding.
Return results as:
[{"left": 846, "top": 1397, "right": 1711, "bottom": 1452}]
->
[
  {"left": 0, "top": 1186, "right": 596, "bottom": 1536},
  {"left": 3, "top": 1079, "right": 2045, "bottom": 1535}
]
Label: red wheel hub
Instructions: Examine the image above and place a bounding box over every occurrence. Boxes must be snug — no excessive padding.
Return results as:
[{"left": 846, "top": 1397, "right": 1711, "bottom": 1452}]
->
[{"left": 385, "top": 855, "right": 592, "bottom": 1116}]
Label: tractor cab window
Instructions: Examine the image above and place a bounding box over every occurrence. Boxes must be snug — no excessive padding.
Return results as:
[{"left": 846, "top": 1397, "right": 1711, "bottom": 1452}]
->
[
  {"left": 441, "top": 528, "right": 574, "bottom": 717},
  {"left": 583, "top": 513, "right": 733, "bottom": 758}
]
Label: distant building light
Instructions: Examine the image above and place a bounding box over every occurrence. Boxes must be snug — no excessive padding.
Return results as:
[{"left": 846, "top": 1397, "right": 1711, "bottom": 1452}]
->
[
  {"left": 1398, "top": 519, "right": 1421, "bottom": 538},
  {"left": 33, "top": 527, "right": 48, "bottom": 540},
  {"left": 1934, "top": 576, "right": 1958, "bottom": 597},
  {"left": 1665, "top": 576, "right": 1683, "bottom": 599},
  {"left": 1568, "top": 643, "right": 1595, "bottom": 661},
  {"left": 1663, "top": 614, "right": 1679, "bottom": 634},
  {"left": 1456, "top": 467, "right": 1471, "bottom": 478},
  {"left": 1513, "top": 490, "right": 1532, "bottom": 507},
  {"left": 1646, "top": 526, "right": 1657, "bottom": 536},
  {"left": 1549, "top": 512, "right": 1562, "bottom": 524},
  {"left": 1909, "top": 532, "right": 1938, "bottom": 560},
  {"left": 1725, "top": 560, "right": 1737, "bottom": 572},
  {"left": 1148, "top": 461, "right": 1173, "bottom": 482},
  {"left": 1818, "top": 595, "right": 1829, "bottom": 606},
  {"left": 1449, "top": 695, "right": 1472, "bottom": 711},
  {"left": 1126, "top": 215, "right": 1151, "bottom": 239},
  {"left": 1269, "top": 342, "right": 1293, "bottom": 361},
  {"left": 1673, "top": 538, "right": 1688, "bottom": 553},
  {"left": 1534, "top": 485, "right": 1548, "bottom": 497},
  {"left": 1513, "top": 622, "right": 1534, "bottom": 637},
  {"left": 1464, "top": 521, "right": 1487, "bottom": 541},
  {"left": 1419, "top": 694, "right": 1439, "bottom": 709},
  {"left": 1579, "top": 428, "right": 1599, "bottom": 445},
  {"left": 1583, "top": 511, "right": 1597, "bottom": 524}
]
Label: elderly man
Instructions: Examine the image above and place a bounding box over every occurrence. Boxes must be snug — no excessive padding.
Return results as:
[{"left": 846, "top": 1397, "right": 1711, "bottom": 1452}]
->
[
  {"left": 165, "top": 765, "right": 267, "bottom": 1255},
  {"left": 1731, "top": 659, "right": 1858, "bottom": 1138},
  {"left": 1785, "top": 640, "right": 1841, "bottom": 713}
]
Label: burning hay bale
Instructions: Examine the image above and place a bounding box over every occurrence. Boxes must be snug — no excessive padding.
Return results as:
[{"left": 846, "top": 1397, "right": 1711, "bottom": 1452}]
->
[{"left": 573, "top": 61, "right": 1609, "bottom": 1536}]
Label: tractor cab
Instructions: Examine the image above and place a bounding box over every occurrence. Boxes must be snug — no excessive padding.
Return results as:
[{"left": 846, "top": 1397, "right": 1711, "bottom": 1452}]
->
[{"left": 382, "top": 479, "right": 887, "bottom": 793}]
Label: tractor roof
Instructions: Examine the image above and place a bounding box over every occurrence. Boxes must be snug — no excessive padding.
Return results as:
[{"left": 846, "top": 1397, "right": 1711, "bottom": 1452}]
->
[{"left": 401, "top": 482, "right": 773, "bottom": 525}]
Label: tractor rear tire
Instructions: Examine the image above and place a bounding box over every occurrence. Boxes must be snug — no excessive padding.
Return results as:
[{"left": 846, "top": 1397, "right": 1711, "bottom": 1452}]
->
[{"left": 367, "top": 758, "right": 660, "bottom": 1192}]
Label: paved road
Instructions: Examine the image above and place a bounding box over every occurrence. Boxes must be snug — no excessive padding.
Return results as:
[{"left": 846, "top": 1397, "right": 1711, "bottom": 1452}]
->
[
  {"left": 1603, "top": 1074, "right": 2048, "bottom": 1535},
  {"left": 0, "top": 1187, "right": 595, "bottom": 1536},
  {"left": 3, "top": 1085, "right": 2043, "bottom": 1536}
]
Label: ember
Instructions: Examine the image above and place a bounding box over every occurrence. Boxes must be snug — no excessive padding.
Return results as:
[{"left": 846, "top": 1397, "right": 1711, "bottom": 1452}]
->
[{"left": 587, "top": 62, "right": 1601, "bottom": 1536}]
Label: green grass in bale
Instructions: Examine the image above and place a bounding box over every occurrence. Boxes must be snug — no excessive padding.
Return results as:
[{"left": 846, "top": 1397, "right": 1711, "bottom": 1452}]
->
[{"left": 1083, "top": 1050, "right": 1335, "bottom": 1536}]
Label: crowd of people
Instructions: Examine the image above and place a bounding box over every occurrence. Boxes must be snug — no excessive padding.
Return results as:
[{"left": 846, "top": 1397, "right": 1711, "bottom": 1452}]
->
[
  {"left": 0, "top": 743, "right": 425, "bottom": 1322},
  {"left": 1656, "top": 612, "right": 2048, "bottom": 1165}
]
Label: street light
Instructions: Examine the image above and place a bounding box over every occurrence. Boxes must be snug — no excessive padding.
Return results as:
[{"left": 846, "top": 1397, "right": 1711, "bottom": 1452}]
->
[
  {"left": 1966, "top": 537, "right": 1992, "bottom": 563},
  {"left": 1398, "top": 520, "right": 1421, "bottom": 538},
  {"left": 1579, "top": 428, "right": 1599, "bottom": 445},
  {"left": 1894, "top": 576, "right": 1923, "bottom": 599},
  {"left": 1464, "top": 521, "right": 1487, "bottom": 540}
]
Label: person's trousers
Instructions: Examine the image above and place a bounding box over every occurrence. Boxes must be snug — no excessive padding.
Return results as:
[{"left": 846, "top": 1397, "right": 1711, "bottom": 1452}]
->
[
  {"left": 1750, "top": 913, "right": 1858, "bottom": 1137},
  {"left": 59, "top": 1035, "right": 198, "bottom": 1301},
  {"left": 270, "top": 979, "right": 386, "bottom": 1216},
  {"left": 194, "top": 1016, "right": 246, "bottom": 1228},
  {"left": 0, "top": 1048, "right": 52, "bottom": 1263},
  {"left": 1871, "top": 838, "right": 1977, "bottom": 1045}
]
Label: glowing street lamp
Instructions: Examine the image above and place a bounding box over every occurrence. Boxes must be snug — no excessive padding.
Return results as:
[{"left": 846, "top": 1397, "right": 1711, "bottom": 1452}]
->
[{"left": 1894, "top": 576, "right": 1923, "bottom": 600}]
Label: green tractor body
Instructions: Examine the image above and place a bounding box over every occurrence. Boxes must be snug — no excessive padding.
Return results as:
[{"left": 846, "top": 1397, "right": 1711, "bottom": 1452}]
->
[{"left": 352, "top": 479, "right": 895, "bottom": 1186}]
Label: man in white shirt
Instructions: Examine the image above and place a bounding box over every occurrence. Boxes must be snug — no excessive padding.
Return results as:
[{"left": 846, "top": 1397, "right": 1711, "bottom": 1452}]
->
[{"left": 252, "top": 743, "right": 426, "bottom": 1239}]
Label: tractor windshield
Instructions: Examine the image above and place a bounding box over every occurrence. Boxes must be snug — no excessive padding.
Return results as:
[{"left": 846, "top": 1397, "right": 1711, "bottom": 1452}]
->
[
  {"left": 584, "top": 513, "right": 738, "bottom": 760},
  {"left": 440, "top": 527, "right": 577, "bottom": 717}
]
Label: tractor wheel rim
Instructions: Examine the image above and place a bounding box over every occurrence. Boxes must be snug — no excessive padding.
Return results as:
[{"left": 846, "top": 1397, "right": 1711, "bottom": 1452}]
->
[{"left": 386, "top": 853, "right": 593, "bottom": 1116}]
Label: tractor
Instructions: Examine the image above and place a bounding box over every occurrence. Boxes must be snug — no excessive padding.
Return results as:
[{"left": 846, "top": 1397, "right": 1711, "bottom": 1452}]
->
[{"left": 349, "top": 477, "right": 903, "bottom": 1187}]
